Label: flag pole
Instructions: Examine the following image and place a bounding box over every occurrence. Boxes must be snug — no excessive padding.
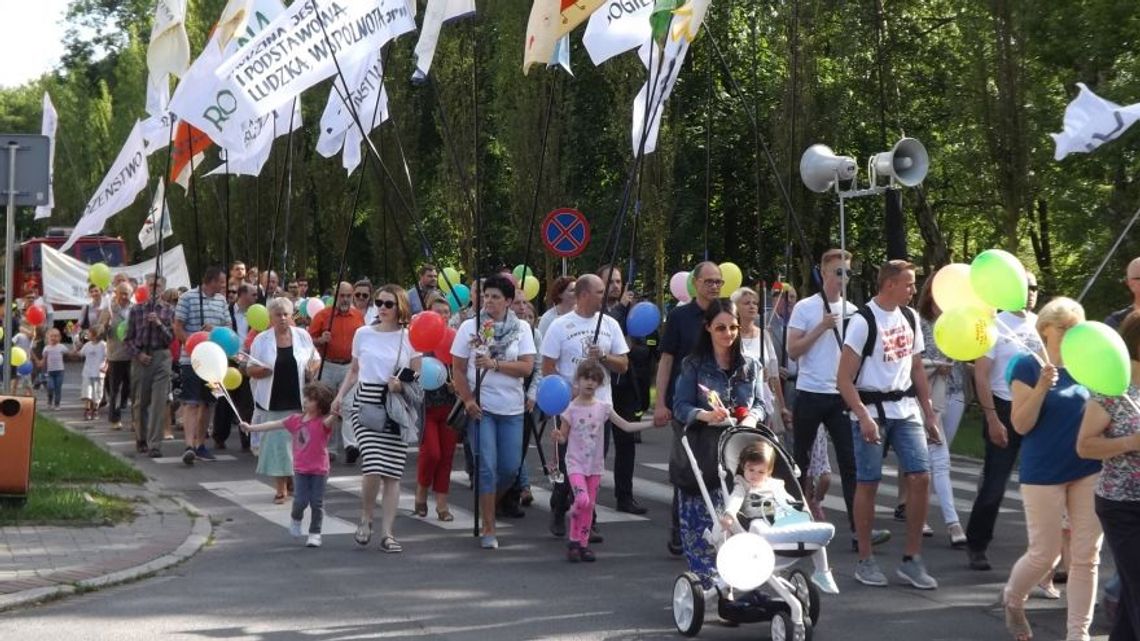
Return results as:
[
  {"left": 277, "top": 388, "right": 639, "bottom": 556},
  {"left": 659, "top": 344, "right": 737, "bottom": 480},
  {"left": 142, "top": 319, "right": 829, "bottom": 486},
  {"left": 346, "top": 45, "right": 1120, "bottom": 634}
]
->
[
  {"left": 1077, "top": 204, "right": 1140, "bottom": 303},
  {"left": 188, "top": 147, "right": 204, "bottom": 278},
  {"left": 279, "top": 100, "right": 298, "bottom": 284},
  {"left": 154, "top": 116, "right": 177, "bottom": 289}
]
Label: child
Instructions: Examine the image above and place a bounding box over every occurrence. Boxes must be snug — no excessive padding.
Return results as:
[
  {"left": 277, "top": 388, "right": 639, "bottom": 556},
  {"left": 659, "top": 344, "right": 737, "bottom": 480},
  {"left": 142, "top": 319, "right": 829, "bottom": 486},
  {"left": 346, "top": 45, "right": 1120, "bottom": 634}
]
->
[
  {"left": 10, "top": 324, "right": 34, "bottom": 396},
  {"left": 241, "top": 382, "right": 336, "bottom": 548},
  {"left": 552, "top": 360, "right": 657, "bottom": 562},
  {"left": 78, "top": 328, "right": 107, "bottom": 421},
  {"left": 720, "top": 440, "right": 840, "bottom": 595},
  {"left": 36, "top": 329, "right": 68, "bottom": 409}
]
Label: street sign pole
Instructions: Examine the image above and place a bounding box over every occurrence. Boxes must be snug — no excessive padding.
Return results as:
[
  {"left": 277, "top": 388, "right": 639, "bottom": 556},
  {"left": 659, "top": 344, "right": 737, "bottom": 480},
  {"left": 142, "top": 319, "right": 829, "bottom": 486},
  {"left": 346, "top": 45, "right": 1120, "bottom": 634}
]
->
[
  {"left": 4, "top": 143, "right": 17, "bottom": 389},
  {"left": 562, "top": 257, "right": 567, "bottom": 277}
]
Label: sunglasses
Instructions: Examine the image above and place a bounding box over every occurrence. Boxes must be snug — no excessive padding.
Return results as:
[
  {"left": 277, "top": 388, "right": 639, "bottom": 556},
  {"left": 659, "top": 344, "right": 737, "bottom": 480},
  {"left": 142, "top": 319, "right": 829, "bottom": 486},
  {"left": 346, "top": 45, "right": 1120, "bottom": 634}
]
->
[
  {"left": 353, "top": 292, "right": 370, "bottom": 299},
  {"left": 375, "top": 299, "right": 396, "bottom": 309},
  {"left": 712, "top": 323, "right": 740, "bottom": 333}
]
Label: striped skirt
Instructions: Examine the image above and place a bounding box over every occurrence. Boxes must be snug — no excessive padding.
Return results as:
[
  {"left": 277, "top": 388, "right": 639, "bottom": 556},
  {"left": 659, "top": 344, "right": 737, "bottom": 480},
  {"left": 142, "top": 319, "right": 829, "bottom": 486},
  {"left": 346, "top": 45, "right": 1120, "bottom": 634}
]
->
[{"left": 352, "top": 381, "right": 406, "bottom": 479}]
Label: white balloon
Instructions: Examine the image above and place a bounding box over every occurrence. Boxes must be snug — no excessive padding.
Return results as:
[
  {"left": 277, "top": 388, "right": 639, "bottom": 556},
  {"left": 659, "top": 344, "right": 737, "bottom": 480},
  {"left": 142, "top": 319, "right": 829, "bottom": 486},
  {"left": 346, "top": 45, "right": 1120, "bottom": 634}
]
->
[
  {"left": 191, "top": 341, "right": 229, "bottom": 383},
  {"left": 306, "top": 297, "right": 326, "bottom": 317},
  {"left": 716, "top": 533, "right": 776, "bottom": 591}
]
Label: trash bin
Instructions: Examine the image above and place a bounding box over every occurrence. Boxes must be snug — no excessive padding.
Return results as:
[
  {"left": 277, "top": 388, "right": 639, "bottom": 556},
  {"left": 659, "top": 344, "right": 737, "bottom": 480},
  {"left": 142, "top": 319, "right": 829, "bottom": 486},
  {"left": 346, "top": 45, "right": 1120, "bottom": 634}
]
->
[{"left": 0, "top": 396, "right": 36, "bottom": 503}]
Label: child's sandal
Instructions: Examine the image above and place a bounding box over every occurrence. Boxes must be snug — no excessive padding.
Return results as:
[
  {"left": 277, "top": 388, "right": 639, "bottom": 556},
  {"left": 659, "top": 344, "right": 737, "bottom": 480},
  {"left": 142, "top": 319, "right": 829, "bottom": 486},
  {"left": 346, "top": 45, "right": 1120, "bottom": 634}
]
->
[{"left": 436, "top": 508, "right": 454, "bottom": 522}]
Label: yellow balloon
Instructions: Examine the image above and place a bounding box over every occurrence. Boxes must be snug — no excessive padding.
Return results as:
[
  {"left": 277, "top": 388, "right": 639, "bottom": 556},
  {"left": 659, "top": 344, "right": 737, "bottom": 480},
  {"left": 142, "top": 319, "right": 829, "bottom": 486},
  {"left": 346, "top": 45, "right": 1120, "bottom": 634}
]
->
[
  {"left": 934, "top": 305, "right": 997, "bottom": 361},
  {"left": 223, "top": 366, "right": 243, "bottom": 391},
  {"left": 719, "top": 262, "right": 743, "bottom": 294},
  {"left": 931, "top": 264, "right": 991, "bottom": 313},
  {"left": 10, "top": 346, "right": 27, "bottom": 367},
  {"left": 522, "top": 275, "right": 541, "bottom": 301},
  {"left": 440, "top": 267, "right": 462, "bottom": 294}
]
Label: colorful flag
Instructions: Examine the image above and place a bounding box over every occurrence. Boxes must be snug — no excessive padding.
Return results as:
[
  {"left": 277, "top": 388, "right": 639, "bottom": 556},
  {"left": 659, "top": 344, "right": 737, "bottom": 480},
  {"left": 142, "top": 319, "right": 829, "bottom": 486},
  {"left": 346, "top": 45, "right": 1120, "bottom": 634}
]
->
[
  {"left": 412, "top": 0, "right": 476, "bottom": 83},
  {"left": 169, "top": 121, "right": 213, "bottom": 189},
  {"left": 138, "top": 179, "right": 174, "bottom": 250},
  {"left": 1052, "top": 83, "right": 1140, "bottom": 160},
  {"left": 61, "top": 121, "right": 150, "bottom": 252},
  {"left": 582, "top": 0, "right": 654, "bottom": 66},
  {"left": 147, "top": 0, "right": 191, "bottom": 80},
  {"left": 523, "top": 0, "right": 606, "bottom": 74},
  {"left": 33, "top": 92, "right": 57, "bottom": 220}
]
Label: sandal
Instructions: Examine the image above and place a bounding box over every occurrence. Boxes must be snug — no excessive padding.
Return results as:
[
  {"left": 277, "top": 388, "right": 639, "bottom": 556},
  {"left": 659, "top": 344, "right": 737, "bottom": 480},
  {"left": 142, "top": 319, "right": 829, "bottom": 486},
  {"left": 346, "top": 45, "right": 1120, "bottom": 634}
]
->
[
  {"left": 273, "top": 493, "right": 286, "bottom": 504},
  {"left": 437, "top": 508, "right": 454, "bottom": 522},
  {"left": 379, "top": 536, "right": 403, "bottom": 553},
  {"left": 354, "top": 522, "right": 372, "bottom": 546},
  {"left": 413, "top": 501, "right": 428, "bottom": 517},
  {"left": 1004, "top": 601, "right": 1033, "bottom": 641}
]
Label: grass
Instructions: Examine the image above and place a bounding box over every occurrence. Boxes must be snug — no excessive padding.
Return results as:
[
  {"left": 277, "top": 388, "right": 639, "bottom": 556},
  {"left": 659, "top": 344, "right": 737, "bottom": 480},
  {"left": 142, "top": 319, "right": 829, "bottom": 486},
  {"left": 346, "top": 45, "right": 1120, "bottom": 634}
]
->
[{"left": 0, "top": 415, "right": 145, "bottom": 525}]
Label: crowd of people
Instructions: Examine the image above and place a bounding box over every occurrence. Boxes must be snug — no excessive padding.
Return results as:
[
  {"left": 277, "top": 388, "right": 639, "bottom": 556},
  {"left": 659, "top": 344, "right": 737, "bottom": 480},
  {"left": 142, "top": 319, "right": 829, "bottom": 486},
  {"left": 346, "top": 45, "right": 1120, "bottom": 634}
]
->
[{"left": 11, "top": 251, "right": 1140, "bottom": 641}]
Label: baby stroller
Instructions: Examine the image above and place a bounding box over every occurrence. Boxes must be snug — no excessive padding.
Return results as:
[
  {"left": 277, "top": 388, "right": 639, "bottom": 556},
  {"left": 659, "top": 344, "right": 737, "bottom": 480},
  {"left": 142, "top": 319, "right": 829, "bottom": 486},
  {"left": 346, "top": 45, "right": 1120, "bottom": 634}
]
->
[{"left": 672, "top": 425, "right": 834, "bottom": 640}]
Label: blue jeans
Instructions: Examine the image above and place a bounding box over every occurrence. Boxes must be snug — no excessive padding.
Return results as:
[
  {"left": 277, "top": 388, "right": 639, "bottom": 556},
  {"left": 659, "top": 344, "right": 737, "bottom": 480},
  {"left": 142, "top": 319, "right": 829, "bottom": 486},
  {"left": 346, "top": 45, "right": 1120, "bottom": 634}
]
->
[
  {"left": 851, "top": 414, "right": 930, "bottom": 482},
  {"left": 45, "top": 370, "right": 64, "bottom": 406},
  {"left": 473, "top": 412, "right": 524, "bottom": 494},
  {"left": 291, "top": 473, "right": 327, "bottom": 534}
]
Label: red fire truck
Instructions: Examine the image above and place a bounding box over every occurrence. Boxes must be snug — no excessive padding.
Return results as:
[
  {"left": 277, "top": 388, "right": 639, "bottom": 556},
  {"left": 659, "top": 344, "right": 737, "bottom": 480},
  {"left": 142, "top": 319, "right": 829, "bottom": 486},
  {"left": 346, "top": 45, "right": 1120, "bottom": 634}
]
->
[{"left": 13, "top": 228, "right": 129, "bottom": 323}]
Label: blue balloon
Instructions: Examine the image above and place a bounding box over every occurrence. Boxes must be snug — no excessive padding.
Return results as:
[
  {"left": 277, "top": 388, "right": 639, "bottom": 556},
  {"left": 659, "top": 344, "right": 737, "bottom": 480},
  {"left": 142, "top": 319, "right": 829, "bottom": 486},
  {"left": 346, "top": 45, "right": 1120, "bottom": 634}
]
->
[
  {"left": 627, "top": 301, "right": 662, "bottom": 338},
  {"left": 536, "top": 375, "right": 573, "bottom": 416},
  {"left": 446, "top": 283, "right": 472, "bottom": 312},
  {"left": 420, "top": 356, "right": 448, "bottom": 391},
  {"left": 209, "top": 326, "right": 241, "bottom": 358},
  {"left": 17, "top": 361, "right": 33, "bottom": 376}
]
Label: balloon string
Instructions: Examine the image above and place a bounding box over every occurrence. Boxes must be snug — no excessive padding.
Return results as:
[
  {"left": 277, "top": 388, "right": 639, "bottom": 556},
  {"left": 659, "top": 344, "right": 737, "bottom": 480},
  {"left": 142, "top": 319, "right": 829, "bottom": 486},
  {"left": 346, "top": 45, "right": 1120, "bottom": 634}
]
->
[
  {"left": 993, "top": 316, "right": 1048, "bottom": 366},
  {"left": 211, "top": 383, "right": 242, "bottom": 419},
  {"left": 1121, "top": 394, "right": 1140, "bottom": 417}
]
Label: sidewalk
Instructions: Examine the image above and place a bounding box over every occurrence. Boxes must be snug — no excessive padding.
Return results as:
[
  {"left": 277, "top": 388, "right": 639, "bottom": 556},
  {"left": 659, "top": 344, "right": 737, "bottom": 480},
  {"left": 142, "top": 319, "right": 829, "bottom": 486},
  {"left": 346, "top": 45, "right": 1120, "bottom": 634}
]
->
[{"left": 0, "top": 396, "right": 211, "bottom": 612}]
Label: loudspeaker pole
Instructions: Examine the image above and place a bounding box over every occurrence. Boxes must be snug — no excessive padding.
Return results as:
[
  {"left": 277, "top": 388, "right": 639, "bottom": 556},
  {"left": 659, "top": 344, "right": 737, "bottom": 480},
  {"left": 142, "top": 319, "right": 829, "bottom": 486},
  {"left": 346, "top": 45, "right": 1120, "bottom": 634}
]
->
[{"left": 884, "top": 188, "right": 907, "bottom": 260}]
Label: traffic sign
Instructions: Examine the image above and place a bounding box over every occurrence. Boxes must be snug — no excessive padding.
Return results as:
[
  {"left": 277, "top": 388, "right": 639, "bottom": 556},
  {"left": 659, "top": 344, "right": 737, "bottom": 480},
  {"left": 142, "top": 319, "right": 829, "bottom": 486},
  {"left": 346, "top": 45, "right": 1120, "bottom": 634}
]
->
[{"left": 541, "top": 208, "right": 590, "bottom": 258}]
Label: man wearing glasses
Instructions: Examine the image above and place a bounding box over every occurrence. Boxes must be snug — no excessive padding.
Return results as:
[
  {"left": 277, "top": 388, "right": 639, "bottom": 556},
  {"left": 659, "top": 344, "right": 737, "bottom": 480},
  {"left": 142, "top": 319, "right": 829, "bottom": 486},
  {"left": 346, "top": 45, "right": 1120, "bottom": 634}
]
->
[
  {"left": 654, "top": 261, "right": 722, "bottom": 555},
  {"left": 1106, "top": 257, "right": 1140, "bottom": 329},
  {"left": 309, "top": 282, "right": 364, "bottom": 462}
]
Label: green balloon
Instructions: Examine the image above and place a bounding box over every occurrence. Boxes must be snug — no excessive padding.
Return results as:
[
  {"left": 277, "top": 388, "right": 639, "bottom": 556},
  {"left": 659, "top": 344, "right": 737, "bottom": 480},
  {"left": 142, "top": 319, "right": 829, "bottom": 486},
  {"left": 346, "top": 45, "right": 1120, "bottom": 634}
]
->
[
  {"left": 969, "top": 249, "right": 1027, "bottom": 311},
  {"left": 89, "top": 262, "right": 112, "bottom": 290},
  {"left": 116, "top": 320, "right": 127, "bottom": 340},
  {"left": 1061, "top": 321, "right": 1130, "bottom": 396},
  {"left": 246, "top": 304, "right": 270, "bottom": 331},
  {"left": 322, "top": 295, "right": 333, "bottom": 307},
  {"left": 686, "top": 270, "right": 697, "bottom": 298}
]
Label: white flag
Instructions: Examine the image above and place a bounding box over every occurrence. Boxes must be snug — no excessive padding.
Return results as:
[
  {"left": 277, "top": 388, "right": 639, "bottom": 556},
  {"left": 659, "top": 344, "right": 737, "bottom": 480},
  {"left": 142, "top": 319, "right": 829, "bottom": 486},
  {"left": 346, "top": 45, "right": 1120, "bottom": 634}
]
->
[
  {"left": 1051, "top": 83, "right": 1140, "bottom": 161},
  {"left": 61, "top": 121, "right": 150, "bottom": 252},
  {"left": 317, "top": 48, "right": 389, "bottom": 174},
  {"left": 206, "top": 98, "right": 302, "bottom": 177},
  {"left": 34, "top": 92, "right": 57, "bottom": 220},
  {"left": 631, "top": 36, "right": 689, "bottom": 157},
  {"left": 582, "top": 0, "right": 653, "bottom": 66},
  {"left": 141, "top": 111, "right": 178, "bottom": 155},
  {"left": 214, "top": 0, "right": 415, "bottom": 122},
  {"left": 147, "top": 0, "right": 191, "bottom": 80},
  {"left": 411, "top": 0, "right": 475, "bottom": 83},
  {"left": 138, "top": 179, "right": 173, "bottom": 250}
]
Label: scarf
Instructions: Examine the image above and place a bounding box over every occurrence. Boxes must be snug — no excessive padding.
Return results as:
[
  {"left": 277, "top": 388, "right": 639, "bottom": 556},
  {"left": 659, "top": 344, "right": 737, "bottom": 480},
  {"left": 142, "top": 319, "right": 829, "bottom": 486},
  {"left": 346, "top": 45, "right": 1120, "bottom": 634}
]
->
[{"left": 473, "top": 308, "right": 522, "bottom": 360}]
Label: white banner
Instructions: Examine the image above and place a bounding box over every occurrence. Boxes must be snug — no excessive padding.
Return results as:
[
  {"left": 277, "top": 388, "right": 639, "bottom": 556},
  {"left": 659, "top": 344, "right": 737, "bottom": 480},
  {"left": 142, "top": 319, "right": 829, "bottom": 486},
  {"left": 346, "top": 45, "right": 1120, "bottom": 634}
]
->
[
  {"left": 316, "top": 48, "right": 389, "bottom": 174},
  {"left": 138, "top": 179, "right": 173, "bottom": 250},
  {"left": 1052, "top": 83, "right": 1140, "bottom": 161},
  {"left": 61, "top": 121, "right": 149, "bottom": 252},
  {"left": 411, "top": 0, "right": 474, "bottom": 82},
  {"left": 206, "top": 97, "right": 302, "bottom": 177},
  {"left": 630, "top": 35, "right": 689, "bottom": 157},
  {"left": 34, "top": 92, "right": 57, "bottom": 220},
  {"left": 42, "top": 244, "right": 191, "bottom": 307},
  {"left": 583, "top": 0, "right": 653, "bottom": 66},
  {"left": 141, "top": 110, "right": 178, "bottom": 155},
  {"left": 148, "top": 0, "right": 191, "bottom": 80},
  {"left": 214, "top": 0, "right": 415, "bottom": 121}
]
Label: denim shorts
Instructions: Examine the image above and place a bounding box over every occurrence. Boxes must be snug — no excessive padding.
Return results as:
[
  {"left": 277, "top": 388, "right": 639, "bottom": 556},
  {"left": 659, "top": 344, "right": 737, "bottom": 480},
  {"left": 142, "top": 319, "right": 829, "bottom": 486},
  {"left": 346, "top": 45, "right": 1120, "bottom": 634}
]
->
[
  {"left": 852, "top": 415, "right": 929, "bottom": 482},
  {"left": 179, "top": 364, "right": 214, "bottom": 405}
]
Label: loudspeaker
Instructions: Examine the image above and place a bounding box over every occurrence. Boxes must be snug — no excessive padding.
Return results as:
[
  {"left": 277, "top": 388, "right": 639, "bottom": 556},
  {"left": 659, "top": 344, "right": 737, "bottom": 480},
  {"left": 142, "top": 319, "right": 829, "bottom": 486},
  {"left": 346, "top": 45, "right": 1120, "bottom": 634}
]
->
[
  {"left": 0, "top": 395, "right": 37, "bottom": 499},
  {"left": 799, "top": 144, "right": 857, "bottom": 193},
  {"left": 871, "top": 137, "right": 929, "bottom": 187}
]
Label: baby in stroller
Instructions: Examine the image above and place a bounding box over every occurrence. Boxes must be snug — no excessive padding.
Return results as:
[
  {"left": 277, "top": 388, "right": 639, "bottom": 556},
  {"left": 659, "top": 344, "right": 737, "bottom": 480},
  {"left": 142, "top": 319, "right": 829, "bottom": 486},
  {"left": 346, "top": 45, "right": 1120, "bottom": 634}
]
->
[{"left": 720, "top": 440, "right": 839, "bottom": 594}]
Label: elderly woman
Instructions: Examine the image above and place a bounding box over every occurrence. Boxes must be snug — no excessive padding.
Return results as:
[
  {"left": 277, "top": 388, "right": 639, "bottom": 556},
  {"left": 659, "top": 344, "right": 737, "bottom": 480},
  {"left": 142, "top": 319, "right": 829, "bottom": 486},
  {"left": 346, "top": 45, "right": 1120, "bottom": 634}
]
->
[
  {"left": 451, "top": 274, "right": 536, "bottom": 550},
  {"left": 730, "top": 287, "right": 789, "bottom": 429},
  {"left": 1077, "top": 311, "right": 1140, "bottom": 641},
  {"left": 247, "top": 298, "right": 321, "bottom": 503},
  {"left": 1003, "top": 297, "right": 1102, "bottom": 641},
  {"left": 671, "top": 298, "right": 768, "bottom": 588},
  {"left": 333, "top": 285, "right": 421, "bottom": 554}
]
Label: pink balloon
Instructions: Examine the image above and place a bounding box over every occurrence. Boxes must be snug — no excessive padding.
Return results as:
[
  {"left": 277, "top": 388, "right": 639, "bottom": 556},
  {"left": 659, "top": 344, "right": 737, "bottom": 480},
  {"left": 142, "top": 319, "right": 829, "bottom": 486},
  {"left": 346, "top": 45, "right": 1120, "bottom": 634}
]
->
[{"left": 670, "top": 271, "right": 692, "bottom": 302}]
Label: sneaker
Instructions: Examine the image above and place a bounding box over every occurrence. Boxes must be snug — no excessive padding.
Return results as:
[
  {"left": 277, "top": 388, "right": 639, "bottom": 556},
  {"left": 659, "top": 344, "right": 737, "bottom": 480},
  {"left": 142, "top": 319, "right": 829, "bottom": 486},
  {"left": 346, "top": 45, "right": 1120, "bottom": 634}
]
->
[
  {"left": 854, "top": 558, "right": 888, "bottom": 587},
  {"left": 148, "top": 448, "right": 163, "bottom": 458},
  {"left": 922, "top": 523, "right": 934, "bottom": 537},
  {"left": 289, "top": 520, "right": 303, "bottom": 537},
  {"left": 615, "top": 497, "right": 649, "bottom": 515},
  {"left": 893, "top": 504, "right": 906, "bottom": 521},
  {"left": 578, "top": 546, "right": 596, "bottom": 562},
  {"left": 181, "top": 447, "right": 196, "bottom": 466},
  {"left": 550, "top": 512, "right": 566, "bottom": 538},
  {"left": 305, "top": 534, "right": 322, "bottom": 548},
  {"left": 194, "top": 445, "right": 216, "bottom": 461},
  {"left": 967, "top": 548, "right": 991, "bottom": 571},
  {"left": 897, "top": 556, "right": 938, "bottom": 589},
  {"left": 588, "top": 524, "right": 604, "bottom": 544},
  {"left": 812, "top": 570, "right": 840, "bottom": 595},
  {"left": 850, "top": 529, "right": 892, "bottom": 551},
  {"left": 480, "top": 535, "right": 499, "bottom": 550},
  {"left": 947, "top": 522, "right": 967, "bottom": 548},
  {"left": 566, "top": 541, "right": 581, "bottom": 563}
]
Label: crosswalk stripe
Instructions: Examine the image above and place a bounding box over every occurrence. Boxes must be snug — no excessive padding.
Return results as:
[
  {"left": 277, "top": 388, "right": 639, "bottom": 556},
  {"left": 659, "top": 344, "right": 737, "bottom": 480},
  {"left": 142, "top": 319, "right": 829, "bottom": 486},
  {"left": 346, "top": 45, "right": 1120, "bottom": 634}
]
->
[
  {"left": 154, "top": 454, "right": 239, "bottom": 464},
  {"left": 326, "top": 474, "right": 485, "bottom": 532},
  {"left": 200, "top": 479, "right": 357, "bottom": 534},
  {"left": 880, "top": 465, "right": 1022, "bottom": 504}
]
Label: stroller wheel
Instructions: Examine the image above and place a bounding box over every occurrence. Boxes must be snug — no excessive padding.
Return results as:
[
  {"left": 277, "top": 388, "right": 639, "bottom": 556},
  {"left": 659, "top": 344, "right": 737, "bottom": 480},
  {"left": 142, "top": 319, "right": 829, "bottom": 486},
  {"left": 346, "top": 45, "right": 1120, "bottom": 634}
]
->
[
  {"left": 787, "top": 568, "right": 821, "bottom": 625},
  {"left": 672, "top": 572, "right": 704, "bottom": 637},
  {"left": 770, "top": 610, "right": 811, "bottom": 641}
]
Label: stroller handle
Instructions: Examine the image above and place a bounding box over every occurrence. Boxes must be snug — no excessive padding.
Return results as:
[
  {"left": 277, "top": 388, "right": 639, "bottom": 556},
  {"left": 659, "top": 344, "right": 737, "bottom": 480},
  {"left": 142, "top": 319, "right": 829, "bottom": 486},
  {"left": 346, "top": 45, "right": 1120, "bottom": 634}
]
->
[{"left": 680, "top": 430, "right": 727, "bottom": 545}]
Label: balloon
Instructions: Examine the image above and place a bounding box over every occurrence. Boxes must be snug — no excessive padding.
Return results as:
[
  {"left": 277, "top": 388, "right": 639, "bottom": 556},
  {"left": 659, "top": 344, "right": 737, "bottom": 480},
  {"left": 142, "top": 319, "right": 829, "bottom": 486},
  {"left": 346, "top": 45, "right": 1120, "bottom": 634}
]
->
[
  {"left": 243, "top": 329, "right": 259, "bottom": 352},
  {"left": 434, "top": 326, "right": 457, "bottom": 365},
  {"left": 321, "top": 295, "right": 333, "bottom": 307},
  {"left": 306, "top": 297, "right": 325, "bottom": 318},
  {"left": 191, "top": 341, "right": 228, "bottom": 383},
  {"left": 719, "top": 262, "right": 743, "bottom": 294},
  {"left": 970, "top": 249, "right": 1028, "bottom": 311},
  {"left": 298, "top": 298, "right": 310, "bottom": 318},
  {"left": 933, "top": 305, "right": 997, "bottom": 361},
  {"left": 669, "top": 272, "right": 691, "bottom": 302},
  {"left": 133, "top": 285, "right": 150, "bottom": 304},
  {"left": 627, "top": 301, "right": 662, "bottom": 338},
  {"left": 1062, "top": 321, "right": 1131, "bottom": 396},
  {"left": 536, "top": 375, "right": 573, "bottom": 415},
  {"left": 447, "top": 284, "right": 471, "bottom": 312},
  {"left": 184, "top": 331, "right": 210, "bottom": 357},
  {"left": 116, "top": 320, "right": 128, "bottom": 341},
  {"left": 10, "top": 346, "right": 27, "bottom": 367},
  {"left": 512, "top": 264, "right": 535, "bottom": 282},
  {"left": 17, "top": 361, "right": 33, "bottom": 376},
  {"left": 223, "top": 367, "right": 243, "bottom": 391},
  {"left": 716, "top": 533, "right": 775, "bottom": 591},
  {"left": 209, "top": 326, "right": 241, "bottom": 358},
  {"left": 409, "top": 311, "right": 447, "bottom": 352},
  {"left": 420, "top": 356, "right": 448, "bottom": 391},
  {"left": 89, "top": 263, "right": 112, "bottom": 290},
  {"left": 24, "top": 305, "right": 46, "bottom": 326},
  {"left": 931, "top": 263, "right": 990, "bottom": 312},
  {"left": 521, "top": 275, "right": 540, "bottom": 301},
  {"left": 246, "top": 304, "right": 270, "bottom": 331},
  {"left": 440, "top": 267, "right": 462, "bottom": 293},
  {"left": 686, "top": 271, "right": 697, "bottom": 298}
]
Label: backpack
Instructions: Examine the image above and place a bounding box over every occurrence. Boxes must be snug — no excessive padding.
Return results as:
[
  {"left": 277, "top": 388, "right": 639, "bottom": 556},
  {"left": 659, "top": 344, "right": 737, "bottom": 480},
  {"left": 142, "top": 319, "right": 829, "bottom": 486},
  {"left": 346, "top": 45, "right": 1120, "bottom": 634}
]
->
[{"left": 853, "top": 303, "right": 917, "bottom": 382}]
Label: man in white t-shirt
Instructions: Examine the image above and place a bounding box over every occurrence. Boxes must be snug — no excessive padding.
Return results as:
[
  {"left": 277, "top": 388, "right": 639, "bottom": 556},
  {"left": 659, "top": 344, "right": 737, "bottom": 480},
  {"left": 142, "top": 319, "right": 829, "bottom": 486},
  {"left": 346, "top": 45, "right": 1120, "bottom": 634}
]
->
[
  {"left": 965, "top": 271, "right": 1042, "bottom": 570},
  {"left": 541, "top": 274, "right": 630, "bottom": 537},
  {"left": 837, "top": 260, "right": 940, "bottom": 590}
]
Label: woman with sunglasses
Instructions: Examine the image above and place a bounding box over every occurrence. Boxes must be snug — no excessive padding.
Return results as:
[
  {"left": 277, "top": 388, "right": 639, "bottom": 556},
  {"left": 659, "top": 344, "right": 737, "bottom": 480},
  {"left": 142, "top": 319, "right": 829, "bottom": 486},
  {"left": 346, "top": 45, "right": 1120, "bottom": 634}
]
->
[{"left": 670, "top": 298, "right": 769, "bottom": 589}]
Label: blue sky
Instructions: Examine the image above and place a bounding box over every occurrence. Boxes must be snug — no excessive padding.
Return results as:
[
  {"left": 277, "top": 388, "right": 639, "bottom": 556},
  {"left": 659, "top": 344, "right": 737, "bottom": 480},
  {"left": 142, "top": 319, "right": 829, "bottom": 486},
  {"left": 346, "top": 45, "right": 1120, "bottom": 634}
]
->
[{"left": 0, "top": 0, "right": 70, "bottom": 88}]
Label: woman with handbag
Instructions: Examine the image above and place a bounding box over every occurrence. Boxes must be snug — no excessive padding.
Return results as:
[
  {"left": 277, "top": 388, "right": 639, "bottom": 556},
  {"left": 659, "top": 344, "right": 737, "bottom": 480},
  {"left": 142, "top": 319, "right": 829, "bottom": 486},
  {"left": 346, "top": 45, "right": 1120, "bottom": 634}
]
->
[
  {"left": 670, "top": 298, "right": 769, "bottom": 588},
  {"left": 332, "top": 284, "right": 422, "bottom": 554},
  {"left": 451, "top": 274, "right": 537, "bottom": 549},
  {"left": 414, "top": 294, "right": 461, "bottom": 522},
  {"left": 247, "top": 297, "right": 321, "bottom": 503}
]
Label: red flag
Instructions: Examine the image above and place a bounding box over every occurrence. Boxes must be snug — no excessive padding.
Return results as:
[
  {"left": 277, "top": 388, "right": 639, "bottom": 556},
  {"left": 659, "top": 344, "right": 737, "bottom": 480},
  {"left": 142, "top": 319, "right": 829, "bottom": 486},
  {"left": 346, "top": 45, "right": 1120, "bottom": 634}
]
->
[{"left": 169, "top": 121, "right": 213, "bottom": 189}]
